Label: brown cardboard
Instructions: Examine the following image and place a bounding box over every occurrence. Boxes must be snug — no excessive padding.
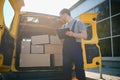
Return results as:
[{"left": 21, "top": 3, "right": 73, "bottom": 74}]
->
[
  {"left": 45, "top": 44, "right": 63, "bottom": 54},
  {"left": 21, "top": 41, "right": 31, "bottom": 54},
  {"left": 31, "top": 45, "right": 44, "bottom": 54},
  {"left": 20, "top": 54, "right": 50, "bottom": 67},
  {"left": 50, "top": 35, "right": 62, "bottom": 44},
  {"left": 31, "top": 35, "right": 49, "bottom": 45},
  {"left": 54, "top": 54, "right": 63, "bottom": 66}
]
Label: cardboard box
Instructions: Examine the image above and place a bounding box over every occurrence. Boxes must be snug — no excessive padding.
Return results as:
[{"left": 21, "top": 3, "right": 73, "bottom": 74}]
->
[
  {"left": 45, "top": 44, "right": 63, "bottom": 54},
  {"left": 20, "top": 54, "right": 50, "bottom": 67},
  {"left": 50, "top": 35, "right": 62, "bottom": 44},
  {"left": 21, "top": 41, "right": 31, "bottom": 54},
  {"left": 31, "top": 45, "right": 44, "bottom": 54},
  {"left": 31, "top": 35, "right": 49, "bottom": 45},
  {"left": 54, "top": 54, "right": 63, "bottom": 66}
]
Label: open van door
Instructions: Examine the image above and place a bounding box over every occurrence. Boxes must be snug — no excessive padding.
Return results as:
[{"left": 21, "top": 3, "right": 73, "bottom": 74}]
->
[
  {"left": 79, "top": 13, "right": 102, "bottom": 78},
  {"left": 79, "top": 13, "right": 102, "bottom": 69},
  {"left": 0, "top": 0, "right": 5, "bottom": 71},
  {"left": 0, "top": 0, "right": 4, "bottom": 42},
  {"left": 0, "top": 0, "right": 24, "bottom": 73},
  {"left": 0, "top": 0, "right": 11, "bottom": 72}
]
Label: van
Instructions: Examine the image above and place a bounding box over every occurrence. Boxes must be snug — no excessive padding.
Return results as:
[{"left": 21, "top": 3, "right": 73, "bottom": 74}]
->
[{"left": 0, "top": 0, "right": 102, "bottom": 80}]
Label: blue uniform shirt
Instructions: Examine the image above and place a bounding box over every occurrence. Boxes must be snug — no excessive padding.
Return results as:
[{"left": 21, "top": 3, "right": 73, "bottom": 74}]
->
[{"left": 61, "top": 19, "right": 86, "bottom": 42}]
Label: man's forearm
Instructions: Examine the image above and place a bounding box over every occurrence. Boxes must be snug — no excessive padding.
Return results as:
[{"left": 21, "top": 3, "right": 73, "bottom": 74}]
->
[{"left": 72, "top": 31, "right": 87, "bottom": 39}]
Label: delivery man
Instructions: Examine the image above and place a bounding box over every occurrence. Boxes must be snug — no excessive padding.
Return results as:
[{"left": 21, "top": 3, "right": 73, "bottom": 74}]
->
[{"left": 59, "top": 8, "right": 87, "bottom": 80}]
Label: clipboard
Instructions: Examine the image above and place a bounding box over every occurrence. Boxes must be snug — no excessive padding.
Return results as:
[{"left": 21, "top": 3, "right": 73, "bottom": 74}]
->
[{"left": 56, "top": 28, "right": 70, "bottom": 39}]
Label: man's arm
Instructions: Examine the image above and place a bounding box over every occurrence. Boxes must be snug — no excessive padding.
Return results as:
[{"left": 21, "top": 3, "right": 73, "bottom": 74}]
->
[
  {"left": 66, "top": 20, "right": 87, "bottom": 39},
  {"left": 65, "top": 30, "right": 87, "bottom": 39},
  {"left": 73, "top": 30, "right": 87, "bottom": 39}
]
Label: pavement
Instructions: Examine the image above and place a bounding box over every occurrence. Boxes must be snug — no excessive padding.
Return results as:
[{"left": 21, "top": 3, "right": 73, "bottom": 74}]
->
[{"left": 85, "top": 68, "right": 120, "bottom": 80}]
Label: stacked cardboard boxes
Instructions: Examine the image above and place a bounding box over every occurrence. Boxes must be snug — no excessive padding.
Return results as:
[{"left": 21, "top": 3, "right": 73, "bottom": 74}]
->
[
  {"left": 54, "top": 54, "right": 63, "bottom": 66},
  {"left": 20, "top": 54, "right": 50, "bottom": 67},
  {"left": 48, "top": 35, "right": 63, "bottom": 66},
  {"left": 20, "top": 34, "right": 63, "bottom": 67},
  {"left": 21, "top": 41, "right": 31, "bottom": 54},
  {"left": 50, "top": 35, "right": 61, "bottom": 44},
  {"left": 31, "top": 45, "right": 44, "bottom": 54},
  {"left": 31, "top": 35, "right": 49, "bottom": 45},
  {"left": 45, "top": 44, "right": 62, "bottom": 54}
]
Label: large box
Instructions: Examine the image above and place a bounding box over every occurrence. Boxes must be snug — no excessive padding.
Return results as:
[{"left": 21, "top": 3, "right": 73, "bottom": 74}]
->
[
  {"left": 31, "top": 45, "right": 44, "bottom": 54},
  {"left": 45, "top": 44, "right": 63, "bottom": 54},
  {"left": 50, "top": 35, "right": 62, "bottom": 44},
  {"left": 31, "top": 35, "right": 49, "bottom": 45},
  {"left": 21, "top": 41, "right": 31, "bottom": 54},
  {"left": 54, "top": 54, "right": 63, "bottom": 66},
  {"left": 20, "top": 54, "right": 50, "bottom": 67}
]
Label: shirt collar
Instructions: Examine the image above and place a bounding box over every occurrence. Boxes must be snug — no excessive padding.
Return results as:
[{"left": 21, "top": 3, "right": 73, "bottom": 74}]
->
[{"left": 66, "top": 19, "right": 74, "bottom": 24}]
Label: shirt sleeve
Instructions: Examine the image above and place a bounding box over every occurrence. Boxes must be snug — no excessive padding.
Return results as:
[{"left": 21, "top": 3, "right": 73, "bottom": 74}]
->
[{"left": 76, "top": 20, "right": 86, "bottom": 32}]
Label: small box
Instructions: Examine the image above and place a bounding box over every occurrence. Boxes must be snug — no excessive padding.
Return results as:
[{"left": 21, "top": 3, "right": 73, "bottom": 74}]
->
[
  {"left": 50, "top": 35, "right": 62, "bottom": 44},
  {"left": 20, "top": 54, "right": 50, "bottom": 67},
  {"left": 45, "top": 44, "right": 63, "bottom": 54},
  {"left": 54, "top": 54, "right": 63, "bottom": 66},
  {"left": 31, "top": 45, "right": 44, "bottom": 54},
  {"left": 31, "top": 35, "right": 49, "bottom": 45},
  {"left": 21, "top": 41, "right": 31, "bottom": 54}
]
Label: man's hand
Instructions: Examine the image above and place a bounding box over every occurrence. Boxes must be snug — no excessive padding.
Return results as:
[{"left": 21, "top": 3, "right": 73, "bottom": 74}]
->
[{"left": 65, "top": 31, "right": 74, "bottom": 37}]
